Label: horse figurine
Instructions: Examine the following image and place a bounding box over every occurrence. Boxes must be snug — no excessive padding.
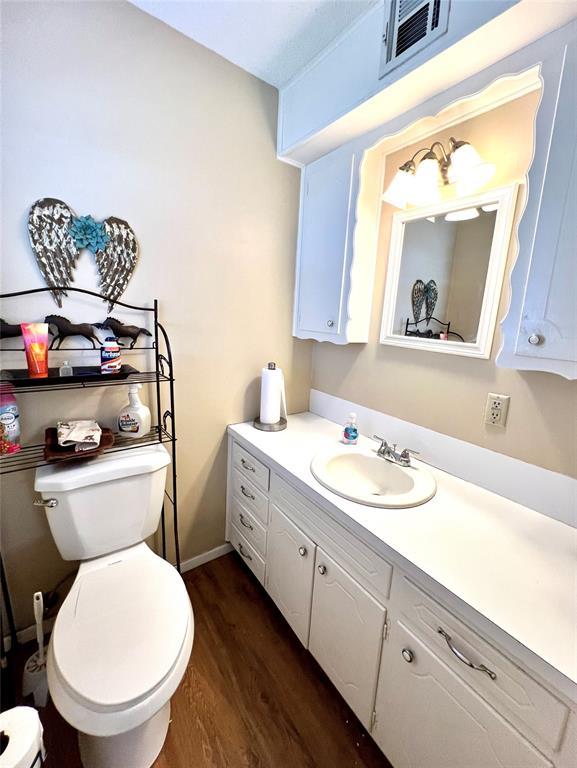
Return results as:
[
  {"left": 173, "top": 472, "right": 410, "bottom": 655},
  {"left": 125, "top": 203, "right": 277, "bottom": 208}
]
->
[
  {"left": 0, "top": 319, "right": 23, "bottom": 339},
  {"left": 45, "top": 315, "right": 100, "bottom": 349},
  {"left": 94, "top": 317, "right": 152, "bottom": 348}
]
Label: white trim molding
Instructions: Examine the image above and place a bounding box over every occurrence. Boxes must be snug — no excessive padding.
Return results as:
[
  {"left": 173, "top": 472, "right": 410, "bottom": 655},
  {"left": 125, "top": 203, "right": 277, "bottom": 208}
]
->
[{"left": 180, "top": 543, "right": 233, "bottom": 574}]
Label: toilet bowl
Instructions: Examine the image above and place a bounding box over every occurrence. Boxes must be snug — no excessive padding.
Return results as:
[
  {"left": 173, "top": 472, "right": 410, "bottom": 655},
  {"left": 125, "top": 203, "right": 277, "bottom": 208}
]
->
[{"left": 34, "top": 446, "right": 193, "bottom": 768}]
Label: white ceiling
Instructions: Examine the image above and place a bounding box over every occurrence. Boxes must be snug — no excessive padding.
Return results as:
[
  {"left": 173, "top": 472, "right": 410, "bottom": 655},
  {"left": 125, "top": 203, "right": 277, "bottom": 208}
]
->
[{"left": 130, "top": 0, "right": 376, "bottom": 87}]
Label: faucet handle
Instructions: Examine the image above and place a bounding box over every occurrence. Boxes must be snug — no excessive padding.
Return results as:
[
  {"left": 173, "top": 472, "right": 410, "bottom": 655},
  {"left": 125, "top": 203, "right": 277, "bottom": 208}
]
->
[
  {"left": 372, "top": 434, "right": 387, "bottom": 444},
  {"left": 399, "top": 448, "right": 419, "bottom": 466}
]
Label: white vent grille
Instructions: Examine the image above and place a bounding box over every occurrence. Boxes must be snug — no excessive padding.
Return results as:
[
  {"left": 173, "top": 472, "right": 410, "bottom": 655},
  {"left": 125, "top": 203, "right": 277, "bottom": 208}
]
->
[{"left": 379, "top": 0, "right": 450, "bottom": 79}]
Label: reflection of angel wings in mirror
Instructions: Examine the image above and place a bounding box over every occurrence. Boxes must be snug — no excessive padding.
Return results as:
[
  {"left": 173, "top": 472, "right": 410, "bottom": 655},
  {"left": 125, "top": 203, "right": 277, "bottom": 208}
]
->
[{"left": 411, "top": 279, "right": 438, "bottom": 325}]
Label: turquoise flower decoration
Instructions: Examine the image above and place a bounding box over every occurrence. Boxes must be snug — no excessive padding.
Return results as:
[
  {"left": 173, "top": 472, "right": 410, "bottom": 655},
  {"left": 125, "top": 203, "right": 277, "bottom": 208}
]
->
[{"left": 69, "top": 215, "right": 109, "bottom": 254}]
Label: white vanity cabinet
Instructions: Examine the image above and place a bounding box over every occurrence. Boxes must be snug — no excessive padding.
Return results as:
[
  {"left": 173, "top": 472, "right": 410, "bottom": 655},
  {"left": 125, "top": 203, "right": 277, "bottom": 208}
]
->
[
  {"left": 498, "top": 35, "right": 577, "bottom": 378},
  {"left": 373, "top": 621, "right": 553, "bottom": 768},
  {"left": 265, "top": 505, "right": 316, "bottom": 646},
  {"left": 225, "top": 434, "right": 576, "bottom": 767},
  {"left": 293, "top": 147, "right": 375, "bottom": 344},
  {"left": 309, "top": 548, "right": 386, "bottom": 728}
]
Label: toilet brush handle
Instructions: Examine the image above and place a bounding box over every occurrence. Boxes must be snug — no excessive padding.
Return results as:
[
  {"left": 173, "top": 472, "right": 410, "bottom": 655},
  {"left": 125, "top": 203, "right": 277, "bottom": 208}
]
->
[{"left": 33, "top": 592, "right": 44, "bottom": 664}]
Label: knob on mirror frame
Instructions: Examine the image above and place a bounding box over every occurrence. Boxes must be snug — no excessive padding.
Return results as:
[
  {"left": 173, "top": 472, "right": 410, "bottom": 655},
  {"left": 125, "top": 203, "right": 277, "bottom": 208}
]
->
[{"left": 401, "top": 648, "right": 414, "bottom": 663}]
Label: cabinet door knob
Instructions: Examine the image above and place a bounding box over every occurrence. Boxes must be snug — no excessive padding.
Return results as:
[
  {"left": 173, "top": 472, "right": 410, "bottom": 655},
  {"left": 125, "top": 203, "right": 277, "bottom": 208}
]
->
[
  {"left": 326, "top": 320, "right": 334, "bottom": 328},
  {"left": 298, "top": 546, "right": 307, "bottom": 557},
  {"left": 401, "top": 648, "right": 414, "bottom": 663},
  {"left": 317, "top": 564, "right": 327, "bottom": 575},
  {"left": 528, "top": 333, "right": 543, "bottom": 346}
]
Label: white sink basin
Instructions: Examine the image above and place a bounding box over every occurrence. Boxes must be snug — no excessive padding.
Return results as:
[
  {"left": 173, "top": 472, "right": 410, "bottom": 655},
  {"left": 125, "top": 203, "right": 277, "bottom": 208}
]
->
[{"left": 310, "top": 445, "right": 436, "bottom": 508}]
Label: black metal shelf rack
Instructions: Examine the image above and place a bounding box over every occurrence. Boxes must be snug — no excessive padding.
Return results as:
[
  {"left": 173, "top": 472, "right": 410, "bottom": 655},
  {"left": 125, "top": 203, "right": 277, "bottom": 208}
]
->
[{"left": 0, "top": 286, "right": 181, "bottom": 650}]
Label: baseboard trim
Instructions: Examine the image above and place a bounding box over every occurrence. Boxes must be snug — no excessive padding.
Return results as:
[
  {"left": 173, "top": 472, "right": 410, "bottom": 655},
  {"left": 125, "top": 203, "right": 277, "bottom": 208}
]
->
[{"left": 180, "top": 543, "right": 233, "bottom": 574}]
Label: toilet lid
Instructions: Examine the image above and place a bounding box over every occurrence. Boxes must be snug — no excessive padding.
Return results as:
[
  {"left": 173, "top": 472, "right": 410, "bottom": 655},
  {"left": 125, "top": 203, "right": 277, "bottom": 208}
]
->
[{"left": 52, "top": 552, "right": 190, "bottom": 709}]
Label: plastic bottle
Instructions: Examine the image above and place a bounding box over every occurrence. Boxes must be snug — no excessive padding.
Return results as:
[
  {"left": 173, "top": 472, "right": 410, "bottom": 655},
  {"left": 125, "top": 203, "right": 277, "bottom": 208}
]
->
[
  {"left": 101, "top": 337, "right": 121, "bottom": 374},
  {"left": 59, "top": 360, "right": 73, "bottom": 377},
  {"left": 117, "top": 384, "right": 151, "bottom": 437},
  {"left": 342, "top": 412, "right": 359, "bottom": 445},
  {"left": 0, "top": 383, "right": 21, "bottom": 454}
]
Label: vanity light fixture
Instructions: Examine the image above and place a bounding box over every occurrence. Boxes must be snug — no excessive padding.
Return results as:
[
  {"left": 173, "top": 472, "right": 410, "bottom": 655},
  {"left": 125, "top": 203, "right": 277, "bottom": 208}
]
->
[
  {"left": 481, "top": 202, "right": 500, "bottom": 212},
  {"left": 382, "top": 137, "right": 495, "bottom": 210}
]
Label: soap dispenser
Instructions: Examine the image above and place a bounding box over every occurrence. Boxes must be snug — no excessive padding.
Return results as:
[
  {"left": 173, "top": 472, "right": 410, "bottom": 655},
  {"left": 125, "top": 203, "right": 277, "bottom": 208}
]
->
[
  {"left": 117, "top": 383, "right": 151, "bottom": 437},
  {"left": 342, "top": 412, "right": 359, "bottom": 445}
]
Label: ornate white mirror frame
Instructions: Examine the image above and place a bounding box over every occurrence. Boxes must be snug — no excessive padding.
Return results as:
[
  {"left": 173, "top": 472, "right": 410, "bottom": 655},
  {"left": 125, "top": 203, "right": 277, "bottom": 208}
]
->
[{"left": 379, "top": 184, "right": 519, "bottom": 358}]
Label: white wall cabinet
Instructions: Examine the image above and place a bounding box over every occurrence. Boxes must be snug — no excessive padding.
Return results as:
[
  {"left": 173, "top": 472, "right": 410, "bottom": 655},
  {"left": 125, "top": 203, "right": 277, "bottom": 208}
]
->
[
  {"left": 293, "top": 147, "right": 376, "bottom": 344},
  {"left": 265, "top": 505, "right": 316, "bottom": 645},
  {"left": 372, "top": 621, "right": 553, "bottom": 768},
  {"left": 308, "top": 548, "right": 386, "bottom": 728},
  {"left": 225, "top": 436, "right": 576, "bottom": 768},
  {"left": 499, "top": 36, "right": 577, "bottom": 378}
]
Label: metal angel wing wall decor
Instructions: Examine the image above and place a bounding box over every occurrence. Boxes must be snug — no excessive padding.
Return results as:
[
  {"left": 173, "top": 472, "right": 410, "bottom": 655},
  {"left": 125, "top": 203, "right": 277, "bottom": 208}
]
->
[
  {"left": 411, "top": 279, "right": 438, "bottom": 325},
  {"left": 27, "top": 198, "right": 139, "bottom": 309}
]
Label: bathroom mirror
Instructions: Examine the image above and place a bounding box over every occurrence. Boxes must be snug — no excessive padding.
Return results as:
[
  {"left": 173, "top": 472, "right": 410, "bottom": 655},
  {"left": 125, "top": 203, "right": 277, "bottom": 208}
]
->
[{"left": 380, "top": 185, "right": 518, "bottom": 358}]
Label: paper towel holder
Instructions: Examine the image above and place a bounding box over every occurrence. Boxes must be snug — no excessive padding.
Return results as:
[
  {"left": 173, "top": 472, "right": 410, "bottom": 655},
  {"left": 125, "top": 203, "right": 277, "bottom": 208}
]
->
[
  {"left": 254, "top": 362, "right": 287, "bottom": 432},
  {"left": 254, "top": 416, "right": 287, "bottom": 432}
]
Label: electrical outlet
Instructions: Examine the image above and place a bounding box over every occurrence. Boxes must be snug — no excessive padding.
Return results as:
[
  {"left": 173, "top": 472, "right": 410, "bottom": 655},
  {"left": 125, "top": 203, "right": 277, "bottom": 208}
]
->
[{"left": 484, "top": 393, "right": 510, "bottom": 427}]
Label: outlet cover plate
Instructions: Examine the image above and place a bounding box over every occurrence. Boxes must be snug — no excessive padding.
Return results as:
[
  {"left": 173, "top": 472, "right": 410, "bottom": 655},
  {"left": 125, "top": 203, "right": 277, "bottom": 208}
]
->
[{"left": 485, "top": 393, "right": 510, "bottom": 427}]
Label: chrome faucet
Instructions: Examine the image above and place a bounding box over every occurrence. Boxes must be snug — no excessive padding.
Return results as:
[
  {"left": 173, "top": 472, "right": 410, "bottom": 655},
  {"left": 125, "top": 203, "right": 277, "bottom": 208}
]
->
[{"left": 372, "top": 436, "right": 419, "bottom": 467}]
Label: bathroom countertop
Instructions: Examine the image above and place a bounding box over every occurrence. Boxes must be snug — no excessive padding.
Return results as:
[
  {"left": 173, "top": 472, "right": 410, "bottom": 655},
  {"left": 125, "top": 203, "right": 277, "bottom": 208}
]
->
[{"left": 229, "top": 412, "right": 577, "bottom": 700}]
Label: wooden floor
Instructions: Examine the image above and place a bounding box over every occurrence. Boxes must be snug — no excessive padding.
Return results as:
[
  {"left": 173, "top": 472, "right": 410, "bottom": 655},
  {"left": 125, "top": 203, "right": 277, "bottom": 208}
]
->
[{"left": 9, "top": 553, "right": 392, "bottom": 767}]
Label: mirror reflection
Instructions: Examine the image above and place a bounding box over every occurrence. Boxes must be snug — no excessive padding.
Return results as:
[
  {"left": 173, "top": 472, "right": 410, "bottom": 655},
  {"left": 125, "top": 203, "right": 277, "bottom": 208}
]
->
[{"left": 393, "top": 207, "right": 497, "bottom": 344}]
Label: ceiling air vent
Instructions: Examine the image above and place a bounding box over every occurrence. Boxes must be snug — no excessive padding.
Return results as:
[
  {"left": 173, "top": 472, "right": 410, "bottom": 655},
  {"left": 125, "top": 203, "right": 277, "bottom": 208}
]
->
[{"left": 379, "top": 0, "right": 450, "bottom": 79}]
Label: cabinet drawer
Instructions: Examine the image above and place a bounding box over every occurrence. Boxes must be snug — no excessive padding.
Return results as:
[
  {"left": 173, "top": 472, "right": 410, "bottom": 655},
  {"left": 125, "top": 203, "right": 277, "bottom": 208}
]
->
[
  {"left": 231, "top": 468, "right": 269, "bottom": 524},
  {"left": 232, "top": 442, "right": 270, "bottom": 492},
  {"left": 230, "top": 524, "right": 265, "bottom": 585},
  {"left": 397, "top": 576, "right": 569, "bottom": 752},
  {"left": 374, "top": 621, "right": 553, "bottom": 768},
  {"left": 229, "top": 496, "right": 267, "bottom": 558},
  {"left": 271, "top": 473, "right": 393, "bottom": 602}
]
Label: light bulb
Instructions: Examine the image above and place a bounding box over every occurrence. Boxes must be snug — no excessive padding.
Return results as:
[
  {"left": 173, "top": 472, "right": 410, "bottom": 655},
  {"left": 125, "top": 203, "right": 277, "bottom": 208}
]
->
[
  {"left": 410, "top": 154, "right": 441, "bottom": 206},
  {"left": 382, "top": 165, "right": 415, "bottom": 209},
  {"left": 448, "top": 139, "right": 495, "bottom": 196},
  {"left": 445, "top": 207, "right": 479, "bottom": 221}
]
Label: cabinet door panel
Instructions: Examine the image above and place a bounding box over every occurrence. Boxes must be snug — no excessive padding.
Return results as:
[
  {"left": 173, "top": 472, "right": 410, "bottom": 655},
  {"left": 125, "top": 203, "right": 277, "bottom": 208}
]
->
[
  {"left": 516, "top": 39, "right": 577, "bottom": 364},
  {"left": 265, "top": 505, "right": 315, "bottom": 645},
  {"left": 373, "top": 622, "right": 553, "bottom": 768},
  {"left": 308, "top": 548, "right": 386, "bottom": 728},
  {"left": 296, "top": 151, "right": 355, "bottom": 335}
]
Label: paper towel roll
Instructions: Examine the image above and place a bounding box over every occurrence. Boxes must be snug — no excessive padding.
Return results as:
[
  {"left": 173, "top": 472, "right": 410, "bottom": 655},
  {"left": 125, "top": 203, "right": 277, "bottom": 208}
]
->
[{"left": 259, "top": 363, "right": 286, "bottom": 425}]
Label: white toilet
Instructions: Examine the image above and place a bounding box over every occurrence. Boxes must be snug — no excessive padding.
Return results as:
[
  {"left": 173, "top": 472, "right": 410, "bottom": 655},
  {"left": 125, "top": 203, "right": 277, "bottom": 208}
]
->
[{"left": 34, "top": 445, "right": 193, "bottom": 768}]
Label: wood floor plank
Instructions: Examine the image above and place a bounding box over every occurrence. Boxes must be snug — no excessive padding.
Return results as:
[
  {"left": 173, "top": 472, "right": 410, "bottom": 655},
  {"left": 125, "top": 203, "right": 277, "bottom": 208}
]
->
[{"left": 10, "top": 553, "right": 392, "bottom": 768}]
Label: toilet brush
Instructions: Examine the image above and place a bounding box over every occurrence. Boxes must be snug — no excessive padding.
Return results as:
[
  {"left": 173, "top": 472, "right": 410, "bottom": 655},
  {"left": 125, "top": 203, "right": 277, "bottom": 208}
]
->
[{"left": 22, "top": 592, "right": 49, "bottom": 708}]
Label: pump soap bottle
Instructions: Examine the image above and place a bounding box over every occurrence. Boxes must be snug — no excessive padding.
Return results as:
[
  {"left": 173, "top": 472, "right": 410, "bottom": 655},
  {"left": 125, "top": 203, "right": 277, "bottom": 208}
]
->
[{"left": 117, "top": 383, "right": 151, "bottom": 437}]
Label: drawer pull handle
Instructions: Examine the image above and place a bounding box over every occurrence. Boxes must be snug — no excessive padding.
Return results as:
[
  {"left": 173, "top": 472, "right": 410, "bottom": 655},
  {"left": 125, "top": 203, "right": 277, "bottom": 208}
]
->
[
  {"left": 238, "top": 542, "right": 252, "bottom": 561},
  {"left": 240, "top": 485, "right": 255, "bottom": 501},
  {"left": 318, "top": 564, "right": 327, "bottom": 575},
  {"left": 298, "top": 546, "right": 307, "bottom": 557},
  {"left": 240, "top": 458, "right": 256, "bottom": 473},
  {"left": 239, "top": 513, "right": 253, "bottom": 531},
  {"left": 438, "top": 628, "right": 497, "bottom": 680}
]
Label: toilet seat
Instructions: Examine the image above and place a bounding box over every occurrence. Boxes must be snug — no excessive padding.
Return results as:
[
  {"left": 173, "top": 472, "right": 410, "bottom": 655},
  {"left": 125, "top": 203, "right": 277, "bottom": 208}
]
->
[{"left": 47, "top": 543, "right": 194, "bottom": 737}]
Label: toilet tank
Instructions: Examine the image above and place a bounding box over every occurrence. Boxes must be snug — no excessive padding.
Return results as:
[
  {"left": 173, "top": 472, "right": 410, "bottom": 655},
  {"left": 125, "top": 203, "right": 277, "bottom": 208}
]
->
[{"left": 34, "top": 445, "right": 170, "bottom": 560}]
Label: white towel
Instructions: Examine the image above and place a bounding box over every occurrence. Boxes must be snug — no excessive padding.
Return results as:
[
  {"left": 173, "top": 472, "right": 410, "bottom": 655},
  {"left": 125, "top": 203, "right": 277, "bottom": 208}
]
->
[{"left": 57, "top": 420, "right": 102, "bottom": 453}]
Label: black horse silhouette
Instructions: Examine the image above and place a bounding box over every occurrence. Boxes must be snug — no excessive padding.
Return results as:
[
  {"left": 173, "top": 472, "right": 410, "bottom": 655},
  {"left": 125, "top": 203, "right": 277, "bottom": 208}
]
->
[
  {"left": 0, "top": 319, "right": 22, "bottom": 339},
  {"left": 45, "top": 315, "right": 100, "bottom": 349},
  {"left": 94, "top": 317, "right": 152, "bottom": 348}
]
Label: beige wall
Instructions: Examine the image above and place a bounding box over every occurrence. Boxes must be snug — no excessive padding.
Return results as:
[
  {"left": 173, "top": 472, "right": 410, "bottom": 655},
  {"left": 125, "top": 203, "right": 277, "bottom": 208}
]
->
[
  {"left": 313, "top": 90, "right": 577, "bottom": 478},
  {"left": 1, "top": 1, "right": 311, "bottom": 628}
]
